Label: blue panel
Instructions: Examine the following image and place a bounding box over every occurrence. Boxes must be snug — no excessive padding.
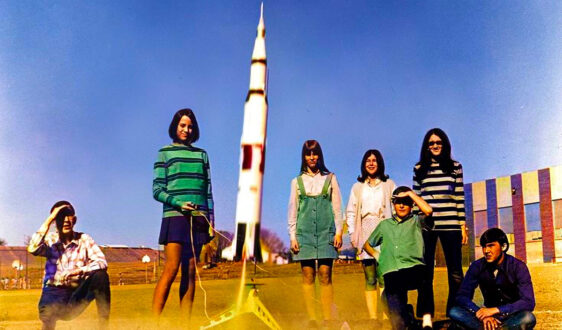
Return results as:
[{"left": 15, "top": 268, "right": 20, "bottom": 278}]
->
[
  {"left": 486, "top": 179, "right": 498, "bottom": 228},
  {"left": 498, "top": 207, "right": 514, "bottom": 234},
  {"left": 524, "top": 203, "right": 541, "bottom": 232}
]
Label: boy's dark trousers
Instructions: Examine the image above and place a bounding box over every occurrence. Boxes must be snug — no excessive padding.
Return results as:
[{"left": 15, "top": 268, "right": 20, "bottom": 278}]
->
[
  {"left": 449, "top": 306, "right": 536, "bottom": 330},
  {"left": 38, "top": 269, "right": 110, "bottom": 330},
  {"left": 383, "top": 265, "right": 425, "bottom": 330}
]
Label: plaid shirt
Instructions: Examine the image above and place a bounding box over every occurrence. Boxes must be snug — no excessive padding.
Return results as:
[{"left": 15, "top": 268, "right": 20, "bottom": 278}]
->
[{"left": 28, "top": 231, "right": 107, "bottom": 287}]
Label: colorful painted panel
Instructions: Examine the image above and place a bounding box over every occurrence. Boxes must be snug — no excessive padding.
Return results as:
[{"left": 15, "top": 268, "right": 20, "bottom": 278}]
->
[
  {"left": 472, "top": 181, "right": 487, "bottom": 211},
  {"left": 496, "top": 176, "right": 512, "bottom": 208},
  {"left": 522, "top": 171, "right": 539, "bottom": 204},
  {"left": 551, "top": 166, "right": 562, "bottom": 200}
]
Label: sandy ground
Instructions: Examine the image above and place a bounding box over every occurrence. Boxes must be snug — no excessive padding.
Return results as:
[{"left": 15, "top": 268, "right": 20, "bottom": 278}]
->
[{"left": 1, "top": 263, "right": 561, "bottom": 329}]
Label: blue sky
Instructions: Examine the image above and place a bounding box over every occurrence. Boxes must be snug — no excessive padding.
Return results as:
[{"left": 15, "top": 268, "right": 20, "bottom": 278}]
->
[{"left": 1, "top": 1, "right": 561, "bottom": 247}]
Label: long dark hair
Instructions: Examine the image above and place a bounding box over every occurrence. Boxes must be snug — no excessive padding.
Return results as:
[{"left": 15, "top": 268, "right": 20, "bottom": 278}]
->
[
  {"left": 300, "top": 140, "right": 330, "bottom": 175},
  {"left": 168, "top": 108, "right": 200, "bottom": 145},
  {"left": 357, "top": 149, "right": 389, "bottom": 182},
  {"left": 415, "top": 128, "right": 455, "bottom": 179}
]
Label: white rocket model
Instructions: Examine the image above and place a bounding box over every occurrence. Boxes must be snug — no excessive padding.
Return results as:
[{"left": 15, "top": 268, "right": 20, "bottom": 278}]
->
[{"left": 232, "top": 4, "right": 268, "bottom": 261}]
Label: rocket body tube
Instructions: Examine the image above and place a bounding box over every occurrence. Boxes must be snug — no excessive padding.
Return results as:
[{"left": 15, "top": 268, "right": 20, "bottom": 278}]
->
[{"left": 232, "top": 6, "right": 268, "bottom": 261}]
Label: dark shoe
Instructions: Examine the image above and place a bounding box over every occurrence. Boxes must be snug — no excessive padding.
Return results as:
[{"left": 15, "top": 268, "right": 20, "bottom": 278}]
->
[
  {"left": 406, "top": 304, "right": 422, "bottom": 329},
  {"left": 440, "top": 320, "right": 464, "bottom": 330},
  {"left": 407, "top": 304, "right": 415, "bottom": 319}
]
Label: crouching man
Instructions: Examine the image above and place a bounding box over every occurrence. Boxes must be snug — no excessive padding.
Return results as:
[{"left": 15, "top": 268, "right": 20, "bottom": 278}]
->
[
  {"left": 450, "top": 228, "right": 536, "bottom": 330},
  {"left": 28, "top": 201, "right": 110, "bottom": 330}
]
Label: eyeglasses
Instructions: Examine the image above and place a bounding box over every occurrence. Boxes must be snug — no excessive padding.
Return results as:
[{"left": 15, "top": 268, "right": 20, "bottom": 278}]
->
[{"left": 428, "top": 141, "right": 442, "bottom": 146}]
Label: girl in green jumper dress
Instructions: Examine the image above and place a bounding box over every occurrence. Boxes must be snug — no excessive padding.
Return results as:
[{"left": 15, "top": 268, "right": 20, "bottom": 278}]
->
[{"left": 288, "top": 140, "right": 343, "bottom": 327}]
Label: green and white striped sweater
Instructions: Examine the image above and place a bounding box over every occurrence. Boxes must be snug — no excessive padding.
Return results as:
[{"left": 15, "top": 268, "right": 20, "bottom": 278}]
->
[{"left": 153, "top": 144, "right": 214, "bottom": 224}]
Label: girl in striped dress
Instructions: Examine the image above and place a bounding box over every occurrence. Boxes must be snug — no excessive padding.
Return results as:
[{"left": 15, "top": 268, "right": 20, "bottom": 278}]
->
[
  {"left": 346, "top": 149, "right": 395, "bottom": 320},
  {"left": 152, "top": 108, "right": 214, "bottom": 318},
  {"left": 413, "top": 128, "right": 467, "bottom": 328},
  {"left": 288, "top": 140, "right": 343, "bottom": 327}
]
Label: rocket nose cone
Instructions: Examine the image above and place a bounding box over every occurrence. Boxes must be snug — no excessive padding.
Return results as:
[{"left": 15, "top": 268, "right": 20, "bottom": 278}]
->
[{"left": 258, "top": 3, "right": 265, "bottom": 30}]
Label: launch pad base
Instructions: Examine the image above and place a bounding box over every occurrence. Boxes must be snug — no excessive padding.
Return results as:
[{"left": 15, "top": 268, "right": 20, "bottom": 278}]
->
[{"left": 200, "top": 283, "right": 281, "bottom": 330}]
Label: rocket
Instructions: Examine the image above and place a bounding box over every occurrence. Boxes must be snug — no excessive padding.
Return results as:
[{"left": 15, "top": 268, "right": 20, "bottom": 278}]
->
[{"left": 232, "top": 4, "right": 268, "bottom": 261}]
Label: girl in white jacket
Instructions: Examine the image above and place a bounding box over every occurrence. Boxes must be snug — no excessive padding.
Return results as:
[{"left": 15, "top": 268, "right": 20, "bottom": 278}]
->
[{"left": 346, "top": 149, "right": 395, "bottom": 320}]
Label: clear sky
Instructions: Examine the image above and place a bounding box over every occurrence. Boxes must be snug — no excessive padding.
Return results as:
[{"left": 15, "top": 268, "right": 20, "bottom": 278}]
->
[{"left": 1, "top": 1, "right": 561, "bottom": 247}]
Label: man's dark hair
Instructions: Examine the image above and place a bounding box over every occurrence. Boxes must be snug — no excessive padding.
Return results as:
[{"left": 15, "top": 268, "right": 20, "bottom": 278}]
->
[
  {"left": 392, "top": 186, "right": 412, "bottom": 196},
  {"left": 357, "top": 149, "right": 389, "bottom": 182},
  {"left": 480, "top": 227, "right": 509, "bottom": 252},
  {"left": 50, "top": 200, "right": 75, "bottom": 214},
  {"left": 415, "top": 128, "right": 455, "bottom": 180},
  {"left": 300, "top": 140, "right": 330, "bottom": 175},
  {"left": 168, "top": 108, "right": 200, "bottom": 144},
  {"left": 51, "top": 201, "right": 76, "bottom": 229},
  {"left": 391, "top": 186, "right": 413, "bottom": 206}
]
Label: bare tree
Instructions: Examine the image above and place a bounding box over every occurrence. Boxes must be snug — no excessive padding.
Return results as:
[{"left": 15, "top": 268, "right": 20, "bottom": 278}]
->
[
  {"left": 260, "top": 228, "right": 285, "bottom": 253},
  {"left": 217, "top": 230, "right": 234, "bottom": 251},
  {"left": 215, "top": 230, "right": 234, "bottom": 260},
  {"left": 0, "top": 238, "right": 6, "bottom": 246}
]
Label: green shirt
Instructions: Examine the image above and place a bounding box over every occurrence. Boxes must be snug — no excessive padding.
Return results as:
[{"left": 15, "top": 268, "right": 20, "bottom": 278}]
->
[
  {"left": 152, "top": 144, "right": 214, "bottom": 222},
  {"left": 366, "top": 213, "right": 433, "bottom": 277}
]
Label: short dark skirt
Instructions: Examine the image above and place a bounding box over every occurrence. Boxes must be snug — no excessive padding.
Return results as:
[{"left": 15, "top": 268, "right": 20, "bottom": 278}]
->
[{"left": 159, "top": 215, "right": 210, "bottom": 259}]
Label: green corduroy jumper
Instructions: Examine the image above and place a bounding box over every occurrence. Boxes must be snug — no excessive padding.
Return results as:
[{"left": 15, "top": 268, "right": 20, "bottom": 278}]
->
[{"left": 293, "top": 174, "right": 338, "bottom": 261}]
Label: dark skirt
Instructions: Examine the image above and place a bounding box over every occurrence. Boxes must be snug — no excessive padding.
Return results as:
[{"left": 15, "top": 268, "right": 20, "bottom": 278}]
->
[{"left": 159, "top": 215, "right": 210, "bottom": 259}]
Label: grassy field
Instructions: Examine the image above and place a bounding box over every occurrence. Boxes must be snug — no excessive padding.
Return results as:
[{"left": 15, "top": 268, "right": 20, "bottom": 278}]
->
[{"left": 1, "top": 263, "right": 561, "bottom": 329}]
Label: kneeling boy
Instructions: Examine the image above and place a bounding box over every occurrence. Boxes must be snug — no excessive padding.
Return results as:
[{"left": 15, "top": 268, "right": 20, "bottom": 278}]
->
[
  {"left": 450, "top": 228, "right": 536, "bottom": 330},
  {"left": 364, "top": 186, "right": 433, "bottom": 329},
  {"left": 28, "top": 201, "right": 110, "bottom": 330}
]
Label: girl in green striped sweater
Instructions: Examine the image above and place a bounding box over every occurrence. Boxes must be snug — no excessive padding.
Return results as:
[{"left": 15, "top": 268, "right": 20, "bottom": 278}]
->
[{"left": 152, "top": 108, "right": 214, "bottom": 319}]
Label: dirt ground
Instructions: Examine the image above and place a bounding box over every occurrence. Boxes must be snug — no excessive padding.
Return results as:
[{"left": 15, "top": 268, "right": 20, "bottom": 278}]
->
[{"left": 1, "top": 263, "right": 561, "bottom": 329}]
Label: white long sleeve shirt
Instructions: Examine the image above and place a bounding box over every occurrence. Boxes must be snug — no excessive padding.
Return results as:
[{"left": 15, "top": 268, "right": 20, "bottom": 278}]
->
[{"left": 346, "top": 180, "right": 395, "bottom": 235}]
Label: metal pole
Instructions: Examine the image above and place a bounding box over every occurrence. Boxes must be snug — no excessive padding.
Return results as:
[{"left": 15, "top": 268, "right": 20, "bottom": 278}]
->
[{"left": 25, "top": 249, "right": 28, "bottom": 289}]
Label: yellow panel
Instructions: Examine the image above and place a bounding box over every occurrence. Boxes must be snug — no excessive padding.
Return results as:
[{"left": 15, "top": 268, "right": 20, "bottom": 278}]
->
[
  {"left": 474, "top": 248, "right": 483, "bottom": 259},
  {"left": 472, "top": 181, "right": 487, "bottom": 211},
  {"left": 522, "top": 171, "right": 539, "bottom": 204},
  {"left": 496, "top": 176, "right": 512, "bottom": 208},
  {"left": 551, "top": 165, "right": 562, "bottom": 200}
]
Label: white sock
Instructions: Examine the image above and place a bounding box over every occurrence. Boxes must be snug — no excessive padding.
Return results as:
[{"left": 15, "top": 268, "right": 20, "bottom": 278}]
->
[{"left": 422, "top": 314, "right": 432, "bottom": 328}]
